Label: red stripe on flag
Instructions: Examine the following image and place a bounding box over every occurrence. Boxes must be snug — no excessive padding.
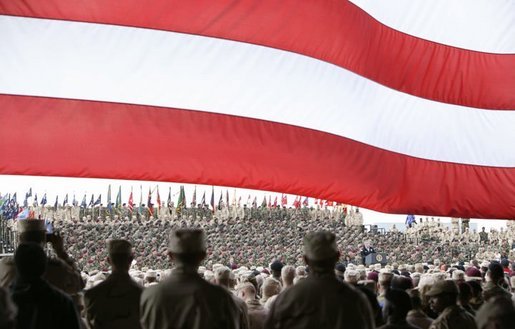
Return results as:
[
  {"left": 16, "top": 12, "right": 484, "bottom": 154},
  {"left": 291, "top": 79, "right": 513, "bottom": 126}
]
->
[
  {"left": 0, "top": 0, "right": 513, "bottom": 110},
  {"left": 0, "top": 94, "right": 513, "bottom": 219}
]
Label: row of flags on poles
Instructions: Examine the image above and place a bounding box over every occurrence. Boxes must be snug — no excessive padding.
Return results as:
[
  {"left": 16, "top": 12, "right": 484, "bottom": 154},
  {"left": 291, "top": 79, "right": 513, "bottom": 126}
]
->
[{"left": 0, "top": 186, "right": 342, "bottom": 219}]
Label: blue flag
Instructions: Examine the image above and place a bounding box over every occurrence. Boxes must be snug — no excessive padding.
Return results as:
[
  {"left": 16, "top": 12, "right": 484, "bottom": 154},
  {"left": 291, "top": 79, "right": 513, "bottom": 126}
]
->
[
  {"left": 81, "top": 194, "right": 87, "bottom": 208},
  {"left": 107, "top": 185, "right": 112, "bottom": 212},
  {"left": 93, "top": 194, "right": 102, "bottom": 206}
]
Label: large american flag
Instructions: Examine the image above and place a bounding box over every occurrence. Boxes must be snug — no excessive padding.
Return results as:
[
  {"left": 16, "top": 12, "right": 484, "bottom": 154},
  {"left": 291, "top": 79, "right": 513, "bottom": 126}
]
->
[{"left": 0, "top": 1, "right": 514, "bottom": 218}]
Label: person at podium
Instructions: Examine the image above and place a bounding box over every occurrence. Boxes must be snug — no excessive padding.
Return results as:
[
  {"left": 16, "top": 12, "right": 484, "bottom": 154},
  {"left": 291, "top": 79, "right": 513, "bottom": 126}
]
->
[{"left": 361, "top": 240, "right": 376, "bottom": 265}]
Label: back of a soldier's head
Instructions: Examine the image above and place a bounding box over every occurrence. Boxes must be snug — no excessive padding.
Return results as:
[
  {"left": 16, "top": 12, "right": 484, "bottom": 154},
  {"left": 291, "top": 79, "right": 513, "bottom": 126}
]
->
[
  {"left": 487, "top": 263, "right": 504, "bottom": 282},
  {"left": 303, "top": 231, "right": 339, "bottom": 272},
  {"left": 476, "top": 296, "right": 515, "bottom": 329},
  {"left": 383, "top": 289, "right": 412, "bottom": 320},
  {"left": 281, "top": 265, "right": 295, "bottom": 286},
  {"left": 168, "top": 228, "right": 207, "bottom": 266},
  {"left": 237, "top": 282, "right": 256, "bottom": 301},
  {"left": 214, "top": 266, "right": 231, "bottom": 286},
  {"left": 17, "top": 220, "right": 46, "bottom": 245},
  {"left": 15, "top": 242, "right": 47, "bottom": 281},
  {"left": 107, "top": 239, "right": 134, "bottom": 269}
]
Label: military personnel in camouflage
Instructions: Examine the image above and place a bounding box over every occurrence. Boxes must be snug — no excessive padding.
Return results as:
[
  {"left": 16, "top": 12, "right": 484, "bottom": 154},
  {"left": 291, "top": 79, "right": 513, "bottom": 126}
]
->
[{"left": 0, "top": 219, "right": 83, "bottom": 298}]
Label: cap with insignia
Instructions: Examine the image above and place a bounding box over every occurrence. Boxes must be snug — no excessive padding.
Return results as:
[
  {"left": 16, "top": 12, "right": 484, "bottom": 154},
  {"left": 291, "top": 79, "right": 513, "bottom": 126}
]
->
[
  {"left": 107, "top": 239, "right": 133, "bottom": 256},
  {"left": 168, "top": 228, "right": 206, "bottom": 253},
  {"left": 303, "top": 231, "right": 338, "bottom": 261}
]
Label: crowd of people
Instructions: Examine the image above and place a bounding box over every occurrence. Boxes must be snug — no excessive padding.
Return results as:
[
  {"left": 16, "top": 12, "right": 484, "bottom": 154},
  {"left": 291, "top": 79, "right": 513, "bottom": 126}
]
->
[
  {"left": 1, "top": 204, "right": 515, "bottom": 328},
  {"left": 3, "top": 205, "right": 513, "bottom": 273},
  {"left": 0, "top": 218, "right": 514, "bottom": 329}
]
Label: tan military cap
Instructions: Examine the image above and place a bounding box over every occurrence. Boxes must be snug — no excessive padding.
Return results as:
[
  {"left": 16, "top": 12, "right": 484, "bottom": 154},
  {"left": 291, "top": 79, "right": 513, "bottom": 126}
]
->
[
  {"left": 168, "top": 228, "right": 206, "bottom": 253},
  {"left": 17, "top": 219, "right": 45, "bottom": 232},
  {"left": 303, "top": 231, "right": 338, "bottom": 261},
  {"left": 107, "top": 239, "right": 132, "bottom": 255},
  {"left": 426, "top": 280, "right": 459, "bottom": 296}
]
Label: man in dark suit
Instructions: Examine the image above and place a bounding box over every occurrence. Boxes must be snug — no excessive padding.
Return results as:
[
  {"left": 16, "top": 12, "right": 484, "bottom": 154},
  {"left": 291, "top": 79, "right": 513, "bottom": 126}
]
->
[{"left": 361, "top": 240, "right": 376, "bottom": 265}]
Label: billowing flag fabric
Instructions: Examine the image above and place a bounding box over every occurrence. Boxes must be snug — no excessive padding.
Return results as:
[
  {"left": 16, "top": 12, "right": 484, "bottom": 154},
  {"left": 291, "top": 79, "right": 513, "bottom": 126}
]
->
[
  {"left": 0, "top": 1, "right": 513, "bottom": 219},
  {"left": 116, "top": 186, "right": 122, "bottom": 208},
  {"left": 218, "top": 192, "right": 223, "bottom": 209},
  {"left": 294, "top": 196, "right": 302, "bottom": 209},
  {"left": 191, "top": 187, "right": 196, "bottom": 206},
  {"left": 24, "top": 188, "right": 32, "bottom": 206},
  {"left": 147, "top": 187, "right": 153, "bottom": 216},
  {"left": 80, "top": 194, "right": 87, "bottom": 208},
  {"left": 16, "top": 208, "right": 30, "bottom": 220},
  {"left": 261, "top": 196, "right": 267, "bottom": 208},
  {"left": 107, "top": 185, "right": 112, "bottom": 212},
  {"left": 156, "top": 186, "right": 161, "bottom": 210},
  {"left": 281, "top": 195, "right": 287, "bottom": 207},
  {"left": 88, "top": 194, "right": 94, "bottom": 207},
  {"left": 63, "top": 193, "right": 68, "bottom": 206},
  {"left": 210, "top": 187, "right": 215, "bottom": 212},
  {"left": 93, "top": 195, "right": 101, "bottom": 207},
  {"left": 177, "top": 185, "right": 186, "bottom": 214},
  {"left": 201, "top": 191, "right": 206, "bottom": 206},
  {"left": 128, "top": 188, "right": 134, "bottom": 213},
  {"left": 40, "top": 193, "right": 47, "bottom": 206},
  {"left": 167, "top": 187, "right": 172, "bottom": 208},
  {"left": 138, "top": 185, "right": 143, "bottom": 215},
  {"left": 33, "top": 193, "right": 38, "bottom": 207}
]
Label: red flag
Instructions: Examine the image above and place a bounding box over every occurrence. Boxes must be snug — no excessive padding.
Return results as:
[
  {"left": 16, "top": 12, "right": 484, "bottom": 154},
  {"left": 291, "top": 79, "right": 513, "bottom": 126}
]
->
[
  {"left": 281, "top": 194, "right": 287, "bottom": 207},
  {"left": 128, "top": 189, "right": 134, "bottom": 214},
  {"left": 156, "top": 186, "right": 161, "bottom": 210},
  {"left": 293, "top": 196, "right": 301, "bottom": 209},
  {"left": 273, "top": 196, "right": 278, "bottom": 207},
  {"left": 147, "top": 187, "right": 153, "bottom": 216}
]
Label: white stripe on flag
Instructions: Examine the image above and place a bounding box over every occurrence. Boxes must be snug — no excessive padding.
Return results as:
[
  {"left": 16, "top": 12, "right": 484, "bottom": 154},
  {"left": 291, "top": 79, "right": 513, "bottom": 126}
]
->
[
  {"left": 1, "top": 16, "right": 515, "bottom": 167},
  {"left": 349, "top": 0, "right": 515, "bottom": 53}
]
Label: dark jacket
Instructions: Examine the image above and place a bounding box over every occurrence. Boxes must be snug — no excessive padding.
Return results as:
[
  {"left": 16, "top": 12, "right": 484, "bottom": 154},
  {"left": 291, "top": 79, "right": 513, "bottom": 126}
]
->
[{"left": 11, "top": 277, "right": 81, "bottom": 329}]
